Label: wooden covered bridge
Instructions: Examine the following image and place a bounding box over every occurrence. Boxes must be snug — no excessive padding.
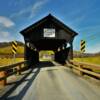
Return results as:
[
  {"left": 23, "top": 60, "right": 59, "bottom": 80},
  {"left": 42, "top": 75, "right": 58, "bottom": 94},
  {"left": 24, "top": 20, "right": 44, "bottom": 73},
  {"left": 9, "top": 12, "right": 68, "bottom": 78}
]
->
[{"left": 20, "top": 14, "right": 78, "bottom": 66}]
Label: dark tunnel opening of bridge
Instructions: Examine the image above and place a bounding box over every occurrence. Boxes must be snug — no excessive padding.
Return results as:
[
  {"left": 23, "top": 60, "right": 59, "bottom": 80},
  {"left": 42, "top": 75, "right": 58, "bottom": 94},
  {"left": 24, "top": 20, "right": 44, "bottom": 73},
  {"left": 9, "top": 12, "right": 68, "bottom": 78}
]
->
[{"left": 24, "top": 39, "right": 71, "bottom": 67}]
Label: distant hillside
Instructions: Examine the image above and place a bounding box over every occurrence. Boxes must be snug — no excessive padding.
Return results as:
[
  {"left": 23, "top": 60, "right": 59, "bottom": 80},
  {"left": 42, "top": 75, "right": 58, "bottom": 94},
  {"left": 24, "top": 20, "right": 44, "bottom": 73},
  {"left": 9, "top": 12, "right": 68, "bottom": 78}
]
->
[
  {"left": 0, "top": 41, "right": 24, "bottom": 54},
  {"left": 73, "top": 51, "right": 100, "bottom": 57},
  {"left": 0, "top": 41, "right": 24, "bottom": 48}
]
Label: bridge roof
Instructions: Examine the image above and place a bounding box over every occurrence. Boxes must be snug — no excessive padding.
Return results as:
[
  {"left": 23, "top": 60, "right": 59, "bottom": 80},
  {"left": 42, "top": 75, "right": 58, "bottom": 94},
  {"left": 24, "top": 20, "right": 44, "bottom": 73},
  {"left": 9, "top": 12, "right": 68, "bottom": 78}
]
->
[{"left": 20, "top": 14, "right": 78, "bottom": 37}]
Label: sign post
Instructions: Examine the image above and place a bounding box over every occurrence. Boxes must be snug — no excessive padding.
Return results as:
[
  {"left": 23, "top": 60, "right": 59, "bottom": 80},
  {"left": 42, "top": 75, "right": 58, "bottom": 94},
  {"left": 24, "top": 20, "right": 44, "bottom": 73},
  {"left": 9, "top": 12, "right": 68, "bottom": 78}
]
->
[
  {"left": 12, "top": 41, "right": 17, "bottom": 63},
  {"left": 80, "top": 40, "right": 86, "bottom": 62},
  {"left": 80, "top": 40, "right": 85, "bottom": 53}
]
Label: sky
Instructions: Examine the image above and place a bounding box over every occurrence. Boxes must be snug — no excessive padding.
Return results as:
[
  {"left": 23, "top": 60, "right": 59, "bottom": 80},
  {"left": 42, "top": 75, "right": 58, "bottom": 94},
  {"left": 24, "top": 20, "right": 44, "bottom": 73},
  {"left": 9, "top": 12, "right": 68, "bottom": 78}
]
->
[{"left": 0, "top": 0, "right": 100, "bottom": 53}]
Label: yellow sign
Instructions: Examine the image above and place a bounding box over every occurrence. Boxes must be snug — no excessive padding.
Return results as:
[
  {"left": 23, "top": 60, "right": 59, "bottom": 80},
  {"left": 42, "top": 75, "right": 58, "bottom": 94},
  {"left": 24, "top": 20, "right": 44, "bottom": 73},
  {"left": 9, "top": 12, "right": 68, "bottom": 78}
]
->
[
  {"left": 80, "top": 40, "right": 86, "bottom": 53},
  {"left": 12, "top": 41, "right": 17, "bottom": 54}
]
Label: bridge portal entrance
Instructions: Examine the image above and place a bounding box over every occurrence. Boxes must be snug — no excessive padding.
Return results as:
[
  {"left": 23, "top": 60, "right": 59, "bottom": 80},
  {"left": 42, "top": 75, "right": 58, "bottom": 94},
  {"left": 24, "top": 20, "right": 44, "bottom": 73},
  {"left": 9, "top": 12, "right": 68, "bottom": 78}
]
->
[{"left": 20, "top": 14, "right": 78, "bottom": 67}]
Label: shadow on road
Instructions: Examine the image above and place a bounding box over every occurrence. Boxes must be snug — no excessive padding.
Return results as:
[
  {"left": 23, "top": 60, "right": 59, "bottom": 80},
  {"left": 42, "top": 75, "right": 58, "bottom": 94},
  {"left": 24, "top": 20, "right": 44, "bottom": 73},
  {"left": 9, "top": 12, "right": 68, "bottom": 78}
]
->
[
  {"left": 0, "top": 68, "right": 40, "bottom": 100},
  {"left": 0, "top": 61, "right": 56, "bottom": 100},
  {"left": 35, "top": 61, "right": 55, "bottom": 68}
]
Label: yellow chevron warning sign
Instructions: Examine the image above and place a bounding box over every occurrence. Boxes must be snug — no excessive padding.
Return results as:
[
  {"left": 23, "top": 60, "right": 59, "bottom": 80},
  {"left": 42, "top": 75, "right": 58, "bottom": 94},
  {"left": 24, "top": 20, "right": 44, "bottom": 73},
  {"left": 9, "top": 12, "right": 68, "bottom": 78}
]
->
[
  {"left": 80, "top": 40, "right": 86, "bottom": 53},
  {"left": 12, "top": 41, "right": 17, "bottom": 54}
]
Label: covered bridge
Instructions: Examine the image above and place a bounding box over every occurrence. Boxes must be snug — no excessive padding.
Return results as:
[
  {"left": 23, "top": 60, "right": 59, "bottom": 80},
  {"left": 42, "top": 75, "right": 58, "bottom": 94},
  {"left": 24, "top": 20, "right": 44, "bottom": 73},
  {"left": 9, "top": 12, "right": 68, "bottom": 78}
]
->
[{"left": 20, "top": 14, "right": 78, "bottom": 67}]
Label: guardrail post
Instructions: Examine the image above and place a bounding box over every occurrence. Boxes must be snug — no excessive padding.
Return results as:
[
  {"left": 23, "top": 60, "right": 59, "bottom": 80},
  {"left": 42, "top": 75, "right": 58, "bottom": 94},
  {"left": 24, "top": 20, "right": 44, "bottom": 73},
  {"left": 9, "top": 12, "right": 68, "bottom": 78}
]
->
[
  {"left": 17, "top": 64, "right": 21, "bottom": 75},
  {"left": 78, "top": 65, "right": 83, "bottom": 76},
  {"left": 0, "top": 71, "right": 7, "bottom": 86},
  {"left": 69, "top": 60, "right": 100, "bottom": 79}
]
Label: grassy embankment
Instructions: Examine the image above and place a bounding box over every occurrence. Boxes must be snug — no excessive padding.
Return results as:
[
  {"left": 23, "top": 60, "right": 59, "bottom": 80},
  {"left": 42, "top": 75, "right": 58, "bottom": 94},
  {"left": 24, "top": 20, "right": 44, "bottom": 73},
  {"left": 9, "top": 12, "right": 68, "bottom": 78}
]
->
[
  {"left": 74, "top": 56, "right": 100, "bottom": 65},
  {"left": 0, "top": 46, "right": 24, "bottom": 66},
  {"left": 0, "top": 45, "right": 24, "bottom": 54},
  {"left": 0, "top": 58, "right": 24, "bottom": 66},
  {"left": 74, "top": 56, "right": 100, "bottom": 73}
]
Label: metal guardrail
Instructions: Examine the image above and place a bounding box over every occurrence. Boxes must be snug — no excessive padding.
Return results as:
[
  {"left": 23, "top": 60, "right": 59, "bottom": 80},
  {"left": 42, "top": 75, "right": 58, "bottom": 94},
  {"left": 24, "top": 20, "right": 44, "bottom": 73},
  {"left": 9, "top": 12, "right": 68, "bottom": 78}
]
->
[
  {"left": 67, "top": 60, "right": 100, "bottom": 79},
  {"left": 0, "top": 61, "right": 27, "bottom": 85}
]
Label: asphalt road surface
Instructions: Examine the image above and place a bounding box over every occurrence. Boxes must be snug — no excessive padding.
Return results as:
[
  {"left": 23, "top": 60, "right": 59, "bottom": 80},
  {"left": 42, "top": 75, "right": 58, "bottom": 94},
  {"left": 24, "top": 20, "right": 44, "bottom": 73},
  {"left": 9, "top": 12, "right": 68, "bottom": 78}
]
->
[{"left": 1, "top": 61, "right": 100, "bottom": 100}]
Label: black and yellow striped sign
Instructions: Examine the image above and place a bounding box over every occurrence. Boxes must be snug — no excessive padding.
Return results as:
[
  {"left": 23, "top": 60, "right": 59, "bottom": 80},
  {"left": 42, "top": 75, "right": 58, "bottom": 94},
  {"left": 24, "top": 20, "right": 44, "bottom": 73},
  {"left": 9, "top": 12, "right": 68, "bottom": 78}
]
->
[
  {"left": 80, "top": 40, "right": 86, "bottom": 53},
  {"left": 12, "top": 41, "right": 17, "bottom": 54}
]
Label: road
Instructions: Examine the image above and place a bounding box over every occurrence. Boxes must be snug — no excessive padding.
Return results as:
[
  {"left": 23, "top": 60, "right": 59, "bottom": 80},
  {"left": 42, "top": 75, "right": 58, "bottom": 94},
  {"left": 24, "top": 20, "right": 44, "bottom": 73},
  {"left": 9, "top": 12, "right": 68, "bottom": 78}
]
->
[{"left": 1, "top": 61, "right": 100, "bottom": 100}]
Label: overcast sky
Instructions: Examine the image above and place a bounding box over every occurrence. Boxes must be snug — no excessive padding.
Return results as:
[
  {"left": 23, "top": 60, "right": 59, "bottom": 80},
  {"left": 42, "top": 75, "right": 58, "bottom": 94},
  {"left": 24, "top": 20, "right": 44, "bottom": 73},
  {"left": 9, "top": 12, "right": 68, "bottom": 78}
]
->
[{"left": 0, "top": 0, "right": 100, "bottom": 53}]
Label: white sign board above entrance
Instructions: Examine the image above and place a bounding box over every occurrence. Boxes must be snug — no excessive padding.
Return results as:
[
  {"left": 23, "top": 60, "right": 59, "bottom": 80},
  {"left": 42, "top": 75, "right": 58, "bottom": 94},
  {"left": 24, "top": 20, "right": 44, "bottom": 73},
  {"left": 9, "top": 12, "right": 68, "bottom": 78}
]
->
[{"left": 43, "top": 28, "right": 55, "bottom": 38}]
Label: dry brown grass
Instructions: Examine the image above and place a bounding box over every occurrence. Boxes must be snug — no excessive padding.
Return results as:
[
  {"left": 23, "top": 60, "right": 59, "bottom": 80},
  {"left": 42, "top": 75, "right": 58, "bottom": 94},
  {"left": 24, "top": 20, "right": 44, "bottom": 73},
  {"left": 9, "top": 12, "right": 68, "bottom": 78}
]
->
[{"left": 0, "top": 58, "right": 24, "bottom": 67}]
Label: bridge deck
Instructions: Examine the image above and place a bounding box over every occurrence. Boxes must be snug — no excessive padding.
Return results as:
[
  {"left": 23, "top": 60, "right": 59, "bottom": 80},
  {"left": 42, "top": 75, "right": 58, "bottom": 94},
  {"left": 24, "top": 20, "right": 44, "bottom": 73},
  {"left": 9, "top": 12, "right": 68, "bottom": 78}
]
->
[{"left": 1, "top": 61, "right": 100, "bottom": 100}]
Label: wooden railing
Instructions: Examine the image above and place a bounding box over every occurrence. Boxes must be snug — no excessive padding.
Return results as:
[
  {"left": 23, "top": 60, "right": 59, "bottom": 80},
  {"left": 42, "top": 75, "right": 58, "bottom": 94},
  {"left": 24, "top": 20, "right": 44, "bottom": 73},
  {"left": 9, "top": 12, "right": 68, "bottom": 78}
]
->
[
  {"left": 67, "top": 60, "right": 100, "bottom": 79},
  {"left": 0, "top": 61, "right": 27, "bottom": 86}
]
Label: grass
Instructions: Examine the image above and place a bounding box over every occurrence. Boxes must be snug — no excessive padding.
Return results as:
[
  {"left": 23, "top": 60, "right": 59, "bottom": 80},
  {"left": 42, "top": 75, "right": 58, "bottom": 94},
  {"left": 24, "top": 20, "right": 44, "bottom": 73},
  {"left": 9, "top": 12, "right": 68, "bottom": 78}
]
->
[
  {"left": 73, "top": 56, "right": 100, "bottom": 73},
  {"left": 0, "top": 46, "right": 24, "bottom": 54},
  {"left": 0, "top": 45, "right": 24, "bottom": 67},
  {"left": 0, "top": 45, "right": 24, "bottom": 66},
  {"left": 73, "top": 56, "right": 100, "bottom": 65},
  {"left": 0, "top": 58, "right": 24, "bottom": 67}
]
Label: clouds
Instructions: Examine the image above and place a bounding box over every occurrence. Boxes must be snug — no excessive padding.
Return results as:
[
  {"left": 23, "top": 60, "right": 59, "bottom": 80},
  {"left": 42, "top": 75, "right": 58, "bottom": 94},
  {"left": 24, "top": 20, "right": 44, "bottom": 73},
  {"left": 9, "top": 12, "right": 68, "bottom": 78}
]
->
[
  {"left": 0, "top": 30, "right": 14, "bottom": 42},
  {"left": 0, "top": 0, "right": 49, "bottom": 42},
  {"left": 30, "top": 0, "right": 48, "bottom": 18},
  {"left": 11, "top": 0, "right": 49, "bottom": 19},
  {"left": 0, "top": 16, "right": 15, "bottom": 42},
  {"left": 0, "top": 16, "right": 15, "bottom": 28}
]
